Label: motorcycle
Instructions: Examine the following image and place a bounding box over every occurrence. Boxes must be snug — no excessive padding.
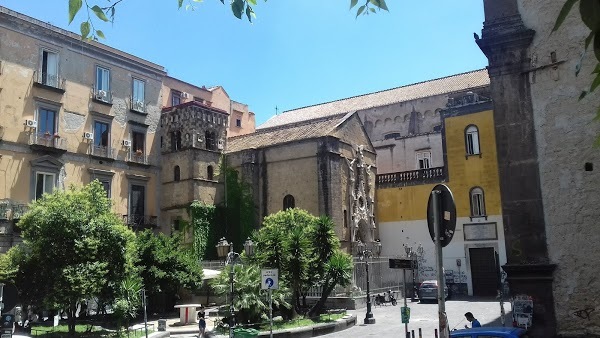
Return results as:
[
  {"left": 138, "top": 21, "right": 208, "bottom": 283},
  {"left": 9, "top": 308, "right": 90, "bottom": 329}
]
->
[{"left": 374, "top": 290, "right": 397, "bottom": 306}]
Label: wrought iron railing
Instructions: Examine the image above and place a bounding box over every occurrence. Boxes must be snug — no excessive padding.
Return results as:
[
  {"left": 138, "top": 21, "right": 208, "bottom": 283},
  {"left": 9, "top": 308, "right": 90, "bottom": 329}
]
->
[
  {"left": 29, "top": 132, "right": 68, "bottom": 150},
  {"left": 33, "top": 71, "right": 65, "bottom": 90},
  {"left": 122, "top": 214, "right": 157, "bottom": 230},
  {"left": 90, "top": 145, "right": 115, "bottom": 159},
  {"left": 92, "top": 86, "right": 113, "bottom": 104},
  {"left": 127, "top": 151, "right": 148, "bottom": 164},
  {"left": 376, "top": 167, "right": 446, "bottom": 188},
  {"left": 130, "top": 98, "right": 146, "bottom": 113}
]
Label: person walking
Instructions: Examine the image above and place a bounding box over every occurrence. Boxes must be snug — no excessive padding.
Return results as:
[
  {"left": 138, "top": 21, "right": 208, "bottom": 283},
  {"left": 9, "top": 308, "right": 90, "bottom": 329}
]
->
[
  {"left": 464, "top": 312, "right": 482, "bottom": 328},
  {"left": 198, "top": 311, "right": 207, "bottom": 338}
]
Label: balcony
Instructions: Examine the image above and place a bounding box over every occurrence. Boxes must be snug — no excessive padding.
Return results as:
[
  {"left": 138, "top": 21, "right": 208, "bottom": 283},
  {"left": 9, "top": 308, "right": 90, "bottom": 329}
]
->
[
  {"left": 11, "top": 203, "right": 28, "bottom": 220},
  {"left": 123, "top": 214, "right": 157, "bottom": 231},
  {"left": 376, "top": 167, "right": 446, "bottom": 188},
  {"left": 92, "top": 86, "right": 113, "bottom": 105},
  {"left": 127, "top": 151, "right": 149, "bottom": 165},
  {"left": 89, "top": 144, "right": 115, "bottom": 160},
  {"left": 29, "top": 132, "right": 68, "bottom": 153},
  {"left": 33, "top": 71, "right": 65, "bottom": 93}
]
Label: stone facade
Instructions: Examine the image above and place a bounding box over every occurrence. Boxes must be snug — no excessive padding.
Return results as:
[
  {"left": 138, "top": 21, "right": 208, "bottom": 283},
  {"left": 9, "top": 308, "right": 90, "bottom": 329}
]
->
[{"left": 477, "top": 0, "right": 600, "bottom": 336}]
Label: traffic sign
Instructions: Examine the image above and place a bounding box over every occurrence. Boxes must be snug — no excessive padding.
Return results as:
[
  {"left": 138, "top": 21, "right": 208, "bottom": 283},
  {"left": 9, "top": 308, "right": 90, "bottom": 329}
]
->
[
  {"left": 389, "top": 259, "right": 413, "bottom": 269},
  {"left": 401, "top": 306, "right": 410, "bottom": 324},
  {"left": 261, "top": 269, "right": 278, "bottom": 290},
  {"left": 426, "top": 184, "right": 456, "bottom": 248}
]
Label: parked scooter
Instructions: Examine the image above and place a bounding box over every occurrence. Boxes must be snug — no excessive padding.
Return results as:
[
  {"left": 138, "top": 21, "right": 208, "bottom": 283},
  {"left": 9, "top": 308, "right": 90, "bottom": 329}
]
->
[{"left": 374, "top": 290, "right": 398, "bottom": 306}]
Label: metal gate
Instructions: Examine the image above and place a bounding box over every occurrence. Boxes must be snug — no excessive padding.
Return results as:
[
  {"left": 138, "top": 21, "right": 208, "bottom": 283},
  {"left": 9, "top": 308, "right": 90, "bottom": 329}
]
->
[{"left": 469, "top": 247, "right": 497, "bottom": 296}]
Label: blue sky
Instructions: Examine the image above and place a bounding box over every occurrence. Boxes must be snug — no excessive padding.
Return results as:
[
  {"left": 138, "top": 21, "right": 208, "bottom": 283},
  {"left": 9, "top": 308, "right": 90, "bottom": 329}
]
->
[{"left": 2, "top": 1, "right": 488, "bottom": 125}]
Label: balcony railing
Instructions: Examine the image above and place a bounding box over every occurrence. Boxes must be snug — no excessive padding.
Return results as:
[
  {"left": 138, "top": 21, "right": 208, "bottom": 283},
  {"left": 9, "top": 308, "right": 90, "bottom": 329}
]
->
[
  {"left": 11, "top": 203, "right": 28, "bottom": 220},
  {"left": 92, "top": 86, "right": 113, "bottom": 104},
  {"left": 123, "top": 214, "right": 157, "bottom": 230},
  {"left": 90, "top": 145, "right": 115, "bottom": 159},
  {"left": 29, "top": 132, "right": 68, "bottom": 151},
  {"left": 127, "top": 151, "right": 148, "bottom": 165},
  {"left": 130, "top": 99, "right": 146, "bottom": 113},
  {"left": 33, "top": 71, "right": 65, "bottom": 91},
  {"left": 376, "top": 167, "right": 446, "bottom": 188}
]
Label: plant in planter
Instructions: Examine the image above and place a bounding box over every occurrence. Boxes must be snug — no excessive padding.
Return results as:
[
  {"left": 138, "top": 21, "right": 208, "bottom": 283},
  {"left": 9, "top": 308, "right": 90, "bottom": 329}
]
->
[
  {"left": 135, "top": 149, "right": 143, "bottom": 155},
  {"left": 52, "top": 133, "right": 60, "bottom": 139}
]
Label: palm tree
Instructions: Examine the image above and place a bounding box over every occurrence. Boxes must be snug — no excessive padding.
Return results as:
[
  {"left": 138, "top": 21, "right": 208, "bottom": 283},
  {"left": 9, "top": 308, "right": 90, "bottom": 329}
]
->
[{"left": 307, "top": 251, "right": 353, "bottom": 318}]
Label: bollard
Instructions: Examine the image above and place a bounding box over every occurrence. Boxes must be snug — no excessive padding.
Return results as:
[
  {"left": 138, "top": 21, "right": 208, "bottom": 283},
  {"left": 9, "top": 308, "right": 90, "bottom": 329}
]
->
[
  {"left": 406, "top": 332, "right": 410, "bottom": 338},
  {"left": 418, "top": 328, "right": 422, "bottom": 338},
  {"left": 411, "top": 329, "right": 415, "bottom": 338},
  {"left": 435, "top": 328, "right": 439, "bottom": 338}
]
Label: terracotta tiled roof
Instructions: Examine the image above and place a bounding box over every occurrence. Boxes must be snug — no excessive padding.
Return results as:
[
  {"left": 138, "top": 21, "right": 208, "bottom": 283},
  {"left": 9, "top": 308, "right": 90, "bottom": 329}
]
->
[
  {"left": 258, "top": 69, "right": 489, "bottom": 129},
  {"left": 226, "top": 114, "right": 347, "bottom": 153}
]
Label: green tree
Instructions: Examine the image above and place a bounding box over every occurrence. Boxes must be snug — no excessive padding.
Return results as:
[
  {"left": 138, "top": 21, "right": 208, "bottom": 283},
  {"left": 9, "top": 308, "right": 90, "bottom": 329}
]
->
[
  {"left": 135, "top": 230, "right": 204, "bottom": 314},
  {"left": 14, "top": 180, "right": 136, "bottom": 336},
  {"left": 306, "top": 250, "right": 353, "bottom": 318},
  {"left": 254, "top": 209, "right": 316, "bottom": 316},
  {"left": 210, "top": 263, "right": 291, "bottom": 325},
  {"left": 113, "top": 276, "right": 143, "bottom": 333},
  {"left": 66, "top": 0, "right": 389, "bottom": 40}
]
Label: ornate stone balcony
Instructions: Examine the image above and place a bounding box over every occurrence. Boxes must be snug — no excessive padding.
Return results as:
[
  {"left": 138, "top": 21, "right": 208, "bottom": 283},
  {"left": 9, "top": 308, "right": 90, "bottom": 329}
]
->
[{"left": 376, "top": 167, "right": 446, "bottom": 188}]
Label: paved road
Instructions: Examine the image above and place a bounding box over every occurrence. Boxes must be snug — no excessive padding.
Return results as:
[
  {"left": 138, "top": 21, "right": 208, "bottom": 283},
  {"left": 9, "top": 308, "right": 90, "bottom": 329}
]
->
[{"left": 172, "top": 297, "right": 511, "bottom": 338}]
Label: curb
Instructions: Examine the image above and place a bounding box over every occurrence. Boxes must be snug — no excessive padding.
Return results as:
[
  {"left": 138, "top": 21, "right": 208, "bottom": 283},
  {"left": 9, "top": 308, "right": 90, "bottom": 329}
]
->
[{"left": 165, "top": 314, "right": 357, "bottom": 338}]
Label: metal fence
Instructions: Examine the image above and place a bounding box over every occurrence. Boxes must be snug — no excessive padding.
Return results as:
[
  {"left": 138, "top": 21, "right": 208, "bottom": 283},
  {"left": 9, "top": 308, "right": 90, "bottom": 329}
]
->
[{"left": 306, "top": 256, "right": 409, "bottom": 298}]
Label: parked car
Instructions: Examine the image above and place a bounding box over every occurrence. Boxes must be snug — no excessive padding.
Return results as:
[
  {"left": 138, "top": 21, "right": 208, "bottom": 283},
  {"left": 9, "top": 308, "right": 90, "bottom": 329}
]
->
[
  {"left": 450, "top": 327, "right": 529, "bottom": 338},
  {"left": 418, "top": 280, "right": 448, "bottom": 302}
]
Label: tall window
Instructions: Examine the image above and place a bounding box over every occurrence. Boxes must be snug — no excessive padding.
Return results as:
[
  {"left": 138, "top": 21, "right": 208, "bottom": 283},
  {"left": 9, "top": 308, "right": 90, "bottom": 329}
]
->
[
  {"left": 132, "top": 78, "right": 145, "bottom": 111},
  {"left": 171, "top": 90, "right": 182, "bottom": 106},
  {"left": 130, "top": 184, "right": 145, "bottom": 217},
  {"left": 95, "top": 66, "right": 110, "bottom": 97},
  {"left": 38, "top": 108, "right": 57, "bottom": 134},
  {"left": 205, "top": 131, "right": 216, "bottom": 151},
  {"left": 171, "top": 131, "right": 182, "bottom": 151},
  {"left": 35, "top": 172, "right": 55, "bottom": 200},
  {"left": 465, "top": 125, "right": 481, "bottom": 155},
  {"left": 416, "top": 151, "right": 431, "bottom": 169},
  {"left": 94, "top": 121, "right": 109, "bottom": 147},
  {"left": 236, "top": 118, "right": 242, "bottom": 127},
  {"left": 132, "top": 131, "right": 145, "bottom": 154},
  {"left": 207, "top": 165, "right": 214, "bottom": 180},
  {"left": 470, "top": 187, "right": 486, "bottom": 217},
  {"left": 174, "top": 166, "right": 181, "bottom": 181},
  {"left": 41, "top": 50, "right": 59, "bottom": 87},
  {"left": 283, "top": 195, "right": 295, "bottom": 210}
]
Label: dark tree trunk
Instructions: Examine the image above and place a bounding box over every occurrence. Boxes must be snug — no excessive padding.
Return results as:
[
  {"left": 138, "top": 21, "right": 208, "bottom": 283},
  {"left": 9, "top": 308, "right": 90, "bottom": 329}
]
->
[
  {"left": 67, "top": 303, "right": 77, "bottom": 337},
  {"left": 307, "top": 282, "right": 335, "bottom": 318}
]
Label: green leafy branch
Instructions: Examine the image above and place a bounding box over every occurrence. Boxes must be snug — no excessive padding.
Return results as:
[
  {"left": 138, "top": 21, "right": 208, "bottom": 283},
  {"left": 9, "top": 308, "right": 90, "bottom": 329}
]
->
[
  {"left": 554, "top": 0, "right": 600, "bottom": 141},
  {"left": 350, "top": 0, "right": 389, "bottom": 18},
  {"left": 68, "top": 0, "right": 389, "bottom": 40}
]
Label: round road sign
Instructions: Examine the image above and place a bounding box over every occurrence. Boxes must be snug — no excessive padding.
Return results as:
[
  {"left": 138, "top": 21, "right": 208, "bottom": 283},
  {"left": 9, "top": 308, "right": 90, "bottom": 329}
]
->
[{"left": 426, "top": 184, "right": 457, "bottom": 248}]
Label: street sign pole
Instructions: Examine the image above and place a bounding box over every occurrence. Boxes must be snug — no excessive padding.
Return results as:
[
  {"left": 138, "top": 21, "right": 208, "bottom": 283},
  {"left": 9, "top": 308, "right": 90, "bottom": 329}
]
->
[
  {"left": 432, "top": 190, "right": 448, "bottom": 338},
  {"left": 403, "top": 270, "right": 408, "bottom": 337},
  {"left": 269, "top": 289, "right": 273, "bottom": 338},
  {"left": 0, "top": 283, "right": 4, "bottom": 314}
]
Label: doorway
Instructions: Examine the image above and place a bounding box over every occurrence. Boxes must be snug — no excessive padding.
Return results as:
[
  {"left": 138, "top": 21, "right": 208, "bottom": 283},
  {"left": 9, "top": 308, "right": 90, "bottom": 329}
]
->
[{"left": 469, "top": 247, "right": 497, "bottom": 296}]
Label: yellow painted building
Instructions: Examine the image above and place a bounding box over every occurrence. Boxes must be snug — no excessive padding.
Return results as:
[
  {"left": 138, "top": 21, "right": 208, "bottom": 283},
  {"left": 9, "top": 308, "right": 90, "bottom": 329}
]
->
[{"left": 376, "top": 99, "right": 507, "bottom": 297}]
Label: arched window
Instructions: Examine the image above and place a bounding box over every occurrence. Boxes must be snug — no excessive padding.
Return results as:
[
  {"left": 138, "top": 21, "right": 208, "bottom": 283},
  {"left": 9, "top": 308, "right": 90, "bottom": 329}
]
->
[
  {"left": 465, "top": 125, "right": 481, "bottom": 155},
  {"left": 207, "top": 165, "right": 214, "bottom": 180},
  {"left": 283, "top": 194, "right": 295, "bottom": 210},
  {"left": 174, "top": 165, "right": 180, "bottom": 181},
  {"left": 470, "top": 187, "right": 486, "bottom": 217}
]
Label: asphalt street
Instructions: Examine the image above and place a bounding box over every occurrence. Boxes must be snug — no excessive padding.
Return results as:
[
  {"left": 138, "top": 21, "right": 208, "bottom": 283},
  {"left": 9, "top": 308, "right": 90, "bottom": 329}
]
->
[{"left": 171, "top": 297, "right": 512, "bottom": 338}]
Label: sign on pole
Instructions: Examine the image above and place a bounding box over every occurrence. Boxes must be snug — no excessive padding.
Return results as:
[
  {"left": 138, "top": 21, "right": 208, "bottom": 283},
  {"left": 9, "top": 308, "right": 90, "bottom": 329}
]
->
[
  {"left": 261, "top": 269, "right": 279, "bottom": 290},
  {"left": 389, "top": 259, "right": 413, "bottom": 269},
  {"left": 426, "top": 184, "right": 456, "bottom": 248},
  {"left": 401, "top": 306, "right": 410, "bottom": 324}
]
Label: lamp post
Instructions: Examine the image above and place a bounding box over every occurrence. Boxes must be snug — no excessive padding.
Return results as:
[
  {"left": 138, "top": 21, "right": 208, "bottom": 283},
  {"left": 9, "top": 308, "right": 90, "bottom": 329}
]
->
[
  {"left": 404, "top": 245, "right": 415, "bottom": 301},
  {"left": 357, "top": 240, "right": 376, "bottom": 324},
  {"left": 216, "top": 237, "right": 255, "bottom": 338},
  {"left": 416, "top": 244, "right": 424, "bottom": 300}
]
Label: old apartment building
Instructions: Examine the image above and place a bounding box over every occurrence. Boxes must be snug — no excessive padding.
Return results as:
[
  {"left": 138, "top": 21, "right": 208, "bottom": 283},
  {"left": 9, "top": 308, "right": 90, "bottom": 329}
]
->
[{"left": 0, "top": 6, "right": 254, "bottom": 252}]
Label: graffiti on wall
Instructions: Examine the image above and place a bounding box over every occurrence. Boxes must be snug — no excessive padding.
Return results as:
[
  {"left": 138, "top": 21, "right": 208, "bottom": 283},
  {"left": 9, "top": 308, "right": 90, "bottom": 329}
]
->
[{"left": 573, "top": 307, "right": 595, "bottom": 320}]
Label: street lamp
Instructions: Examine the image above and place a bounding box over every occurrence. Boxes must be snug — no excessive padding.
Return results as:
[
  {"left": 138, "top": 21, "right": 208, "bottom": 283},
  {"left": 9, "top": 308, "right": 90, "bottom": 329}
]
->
[
  {"left": 215, "top": 237, "right": 255, "bottom": 338},
  {"left": 405, "top": 245, "right": 417, "bottom": 301},
  {"left": 357, "top": 240, "right": 376, "bottom": 325}
]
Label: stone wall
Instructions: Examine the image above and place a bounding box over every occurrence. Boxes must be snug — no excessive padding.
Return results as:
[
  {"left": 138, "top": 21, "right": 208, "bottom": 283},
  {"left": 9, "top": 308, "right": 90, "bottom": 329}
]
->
[{"left": 518, "top": 1, "right": 600, "bottom": 335}]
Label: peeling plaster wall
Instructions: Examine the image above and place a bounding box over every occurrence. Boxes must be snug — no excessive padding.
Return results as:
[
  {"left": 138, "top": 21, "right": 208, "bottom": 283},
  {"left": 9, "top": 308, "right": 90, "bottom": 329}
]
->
[{"left": 518, "top": 1, "right": 600, "bottom": 335}]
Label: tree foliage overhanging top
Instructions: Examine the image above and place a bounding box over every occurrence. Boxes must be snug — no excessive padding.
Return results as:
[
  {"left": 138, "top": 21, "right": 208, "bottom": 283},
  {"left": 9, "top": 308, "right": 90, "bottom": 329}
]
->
[{"left": 67, "top": 0, "right": 389, "bottom": 40}]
